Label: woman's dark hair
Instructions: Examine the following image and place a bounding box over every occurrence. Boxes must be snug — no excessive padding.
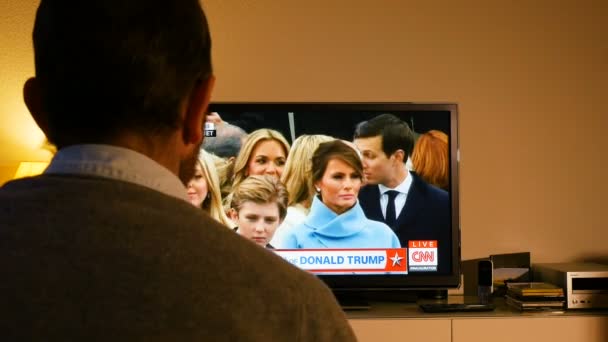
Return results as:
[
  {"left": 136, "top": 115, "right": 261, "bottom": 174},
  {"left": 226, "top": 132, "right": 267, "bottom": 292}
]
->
[{"left": 311, "top": 140, "right": 363, "bottom": 184}]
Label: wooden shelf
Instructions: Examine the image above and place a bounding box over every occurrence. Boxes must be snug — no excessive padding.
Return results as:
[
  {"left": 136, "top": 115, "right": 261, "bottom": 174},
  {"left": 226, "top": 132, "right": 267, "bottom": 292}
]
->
[{"left": 347, "top": 297, "right": 608, "bottom": 342}]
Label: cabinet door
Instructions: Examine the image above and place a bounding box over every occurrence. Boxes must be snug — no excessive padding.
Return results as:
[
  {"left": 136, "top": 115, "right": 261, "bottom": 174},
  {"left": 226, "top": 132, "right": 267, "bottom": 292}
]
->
[
  {"left": 349, "top": 319, "right": 451, "bottom": 342},
  {"left": 453, "top": 316, "right": 608, "bottom": 342}
]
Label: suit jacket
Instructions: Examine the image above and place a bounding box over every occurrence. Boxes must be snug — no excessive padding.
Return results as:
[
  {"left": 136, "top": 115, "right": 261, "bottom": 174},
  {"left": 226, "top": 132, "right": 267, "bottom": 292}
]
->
[
  {"left": 358, "top": 172, "right": 452, "bottom": 273},
  {"left": 0, "top": 175, "right": 356, "bottom": 341}
]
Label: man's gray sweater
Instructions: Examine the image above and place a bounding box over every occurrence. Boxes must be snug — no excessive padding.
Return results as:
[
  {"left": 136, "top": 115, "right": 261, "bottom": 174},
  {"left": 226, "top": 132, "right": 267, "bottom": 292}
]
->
[{"left": 0, "top": 175, "right": 356, "bottom": 341}]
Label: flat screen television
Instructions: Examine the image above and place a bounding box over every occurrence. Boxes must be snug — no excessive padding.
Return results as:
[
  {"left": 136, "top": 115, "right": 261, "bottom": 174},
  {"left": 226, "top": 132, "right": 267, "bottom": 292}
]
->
[{"left": 207, "top": 102, "right": 460, "bottom": 302}]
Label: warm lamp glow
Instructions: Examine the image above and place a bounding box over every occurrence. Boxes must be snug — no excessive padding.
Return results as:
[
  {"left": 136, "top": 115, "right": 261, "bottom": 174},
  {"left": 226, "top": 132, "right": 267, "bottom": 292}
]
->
[{"left": 13, "top": 161, "right": 50, "bottom": 180}]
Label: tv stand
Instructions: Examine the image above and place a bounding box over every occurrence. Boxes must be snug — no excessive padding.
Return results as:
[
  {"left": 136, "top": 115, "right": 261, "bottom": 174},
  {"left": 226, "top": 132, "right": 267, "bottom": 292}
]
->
[
  {"left": 347, "top": 297, "right": 608, "bottom": 342},
  {"left": 334, "top": 289, "right": 448, "bottom": 310},
  {"left": 337, "top": 297, "right": 371, "bottom": 311}
]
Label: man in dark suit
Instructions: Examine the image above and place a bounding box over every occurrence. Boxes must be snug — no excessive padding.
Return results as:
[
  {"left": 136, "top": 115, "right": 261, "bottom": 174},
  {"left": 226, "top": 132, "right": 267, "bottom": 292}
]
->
[
  {"left": 354, "top": 114, "right": 451, "bottom": 273},
  {"left": 0, "top": 0, "right": 355, "bottom": 340}
]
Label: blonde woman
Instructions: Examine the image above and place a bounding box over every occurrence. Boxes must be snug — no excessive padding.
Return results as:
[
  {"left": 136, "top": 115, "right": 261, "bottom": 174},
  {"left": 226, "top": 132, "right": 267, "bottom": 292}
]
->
[
  {"left": 270, "top": 134, "right": 334, "bottom": 246},
  {"left": 229, "top": 175, "right": 288, "bottom": 249},
  {"left": 231, "top": 129, "right": 291, "bottom": 191},
  {"left": 207, "top": 151, "right": 234, "bottom": 200},
  {"left": 225, "top": 129, "right": 290, "bottom": 212},
  {"left": 187, "top": 149, "right": 234, "bottom": 228}
]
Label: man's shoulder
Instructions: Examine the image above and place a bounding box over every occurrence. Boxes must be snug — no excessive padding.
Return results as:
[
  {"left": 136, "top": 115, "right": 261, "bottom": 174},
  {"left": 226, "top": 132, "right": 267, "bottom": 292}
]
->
[
  {"left": 410, "top": 173, "right": 448, "bottom": 201},
  {"left": 1, "top": 177, "right": 356, "bottom": 340},
  {"left": 2, "top": 173, "right": 169, "bottom": 196},
  {"left": 0, "top": 174, "right": 194, "bottom": 225},
  {"left": 0, "top": 176, "right": 349, "bottom": 327},
  {"left": 0, "top": 174, "right": 328, "bottom": 293}
]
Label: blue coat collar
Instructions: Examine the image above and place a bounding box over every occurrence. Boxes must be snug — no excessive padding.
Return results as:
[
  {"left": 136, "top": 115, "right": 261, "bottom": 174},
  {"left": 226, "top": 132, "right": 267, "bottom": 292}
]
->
[{"left": 305, "top": 196, "right": 366, "bottom": 238}]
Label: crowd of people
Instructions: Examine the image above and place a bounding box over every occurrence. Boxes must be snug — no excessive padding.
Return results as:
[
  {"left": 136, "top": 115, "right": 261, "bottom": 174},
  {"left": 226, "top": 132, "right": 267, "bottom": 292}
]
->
[{"left": 189, "top": 112, "right": 451, "bottom": 260}]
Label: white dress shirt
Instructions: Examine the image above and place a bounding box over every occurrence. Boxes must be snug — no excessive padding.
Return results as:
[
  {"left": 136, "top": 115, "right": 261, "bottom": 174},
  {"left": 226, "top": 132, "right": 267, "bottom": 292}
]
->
[
  {"left": 44, "top": 144, "right": 189, "bottom": 202},
  {"left": 378, "top": 171, "right": 413, "bottom": 221}
]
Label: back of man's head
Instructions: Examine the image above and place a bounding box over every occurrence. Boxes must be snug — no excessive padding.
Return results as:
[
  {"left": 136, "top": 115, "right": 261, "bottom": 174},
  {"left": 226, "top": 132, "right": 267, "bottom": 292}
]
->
[
  {"left": 202, "top": 123, "right": 247, "bottom": 159},
  {"left": 354, "top": 113, "right": 415, "bottom": 158},
  {"left": 32, "top": 0, "right": 212, "bottom": 148}
]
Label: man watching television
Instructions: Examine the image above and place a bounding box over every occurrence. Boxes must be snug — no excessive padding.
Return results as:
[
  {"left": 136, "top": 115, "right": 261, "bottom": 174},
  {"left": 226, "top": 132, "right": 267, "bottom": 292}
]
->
[{"left": 0, "top": 0, "right": 355, "bottom": 340}]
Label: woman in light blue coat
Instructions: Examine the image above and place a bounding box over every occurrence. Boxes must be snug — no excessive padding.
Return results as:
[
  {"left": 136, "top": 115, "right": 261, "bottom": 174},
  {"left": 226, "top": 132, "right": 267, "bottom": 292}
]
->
[{"left": 280, "top": 140, "right": 400, "bottom": 249}]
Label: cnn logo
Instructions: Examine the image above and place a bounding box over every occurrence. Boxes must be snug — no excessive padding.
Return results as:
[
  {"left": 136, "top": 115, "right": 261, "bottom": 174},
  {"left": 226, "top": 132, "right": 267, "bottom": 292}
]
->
[
  {"left": 408, "top": 247, "right": 438, "bottom": 266},
  {"left": 412, "top": 250, "right": 435, "bottom": 262}
]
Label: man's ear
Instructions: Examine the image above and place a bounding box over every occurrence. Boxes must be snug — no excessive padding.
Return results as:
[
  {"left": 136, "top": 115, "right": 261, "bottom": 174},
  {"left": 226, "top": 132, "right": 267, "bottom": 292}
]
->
[
  {"left": 23, "top": 77, "right": 50, "bottom": 137},
  {"left": 392, "top": 149, "right": 406, "bottom": 164},
  {"left": 183, "top": 75, "right": 216, "bottom": 145}
]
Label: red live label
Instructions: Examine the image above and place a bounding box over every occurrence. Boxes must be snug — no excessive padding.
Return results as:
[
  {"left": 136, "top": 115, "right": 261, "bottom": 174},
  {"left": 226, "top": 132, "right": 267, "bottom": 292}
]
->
[{"left": 408, "top": 240, "right": 437, "bottom": 248}]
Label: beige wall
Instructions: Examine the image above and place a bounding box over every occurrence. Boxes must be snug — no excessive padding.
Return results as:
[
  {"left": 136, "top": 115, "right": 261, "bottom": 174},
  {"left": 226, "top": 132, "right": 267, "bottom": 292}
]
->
[
  {"left": 1, "top": 0, "right": 606, "bottom": 262},
  {"left": 0, "top": 0, "right": 51, "bottom": 170}
]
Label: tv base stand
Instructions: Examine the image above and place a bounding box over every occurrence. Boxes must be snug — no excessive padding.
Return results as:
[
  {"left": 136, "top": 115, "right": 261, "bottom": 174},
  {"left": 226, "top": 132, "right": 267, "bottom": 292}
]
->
[{"left": 334, "top": 289, "right": 448, "bottom": 309}]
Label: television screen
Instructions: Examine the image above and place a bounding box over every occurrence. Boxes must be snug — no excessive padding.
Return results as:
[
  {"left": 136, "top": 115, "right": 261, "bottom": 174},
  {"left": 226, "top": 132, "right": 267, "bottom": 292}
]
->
[{"left": 207, "top": 102, "right": 460, "bottom": 292}]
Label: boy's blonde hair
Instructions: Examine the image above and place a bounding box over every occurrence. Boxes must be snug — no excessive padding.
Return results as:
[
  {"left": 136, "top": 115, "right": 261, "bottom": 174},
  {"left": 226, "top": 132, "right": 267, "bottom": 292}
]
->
[{"left": 230, "top": 175, "right": 289, "bottom": 221}]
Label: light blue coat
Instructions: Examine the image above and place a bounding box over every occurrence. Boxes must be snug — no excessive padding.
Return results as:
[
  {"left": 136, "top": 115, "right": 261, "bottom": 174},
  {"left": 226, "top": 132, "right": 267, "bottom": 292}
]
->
[{"left": 280, "top": 196, "right": 401, "bottom": 249}]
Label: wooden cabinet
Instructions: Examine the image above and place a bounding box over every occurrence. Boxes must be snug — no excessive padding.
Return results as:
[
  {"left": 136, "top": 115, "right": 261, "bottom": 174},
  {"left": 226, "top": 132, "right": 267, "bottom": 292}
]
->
[
  {"left": 347, "top": 301, "right": 608, "bottom": 342},
  {"left": 350, "top": 318, "right": 451, "bottom": 342},
  {"left": 452, "top": 316, "right": 608, "bottom": 342}
]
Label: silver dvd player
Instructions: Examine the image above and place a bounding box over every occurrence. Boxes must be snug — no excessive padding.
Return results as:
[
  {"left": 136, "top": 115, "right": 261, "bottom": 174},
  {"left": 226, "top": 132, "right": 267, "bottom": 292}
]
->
[{"left": 534, "top": 262, "right": 608, "bottom": 309}]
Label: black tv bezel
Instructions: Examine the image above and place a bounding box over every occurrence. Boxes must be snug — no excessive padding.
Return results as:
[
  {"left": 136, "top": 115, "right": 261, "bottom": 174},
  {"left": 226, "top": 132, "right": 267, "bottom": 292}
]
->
[{"left": 208, "top": 102, "right": 461, "bottom": 290}]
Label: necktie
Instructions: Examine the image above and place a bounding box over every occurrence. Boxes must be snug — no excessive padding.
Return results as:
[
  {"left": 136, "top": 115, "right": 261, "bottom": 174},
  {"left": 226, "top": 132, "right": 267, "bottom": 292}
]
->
[{"left": 385, "top": 190, "right": 399, "bottom": 230}]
